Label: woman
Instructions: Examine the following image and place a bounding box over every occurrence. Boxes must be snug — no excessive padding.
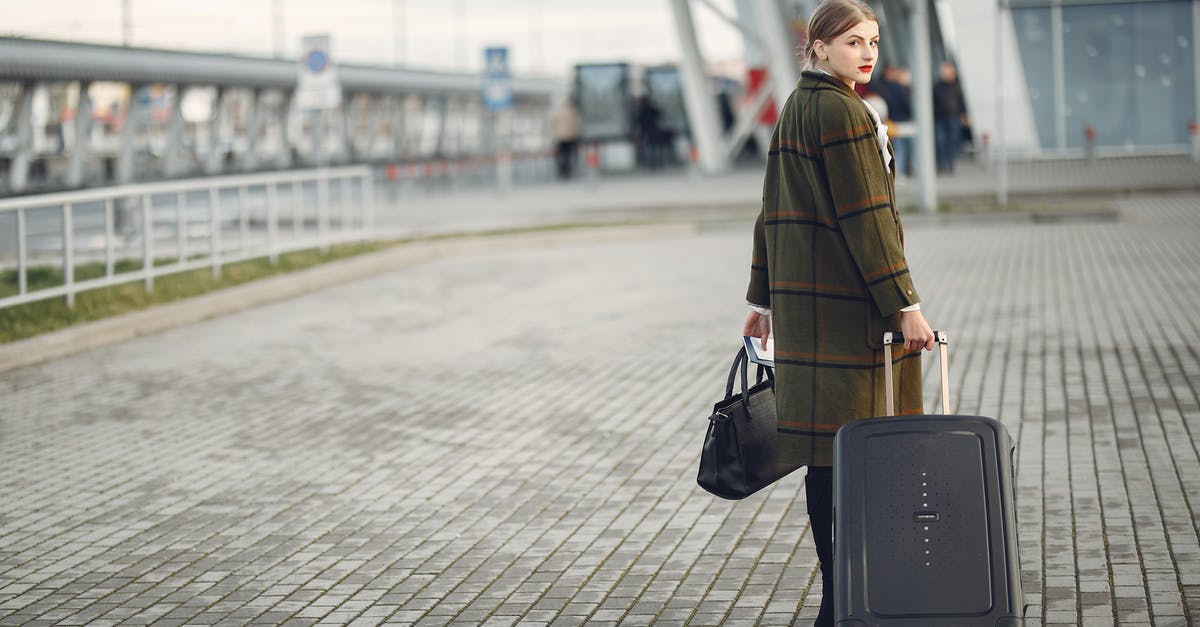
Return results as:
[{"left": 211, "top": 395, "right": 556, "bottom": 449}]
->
[{"left": 741, "top": 1, "right": 934, "bottom": 624}]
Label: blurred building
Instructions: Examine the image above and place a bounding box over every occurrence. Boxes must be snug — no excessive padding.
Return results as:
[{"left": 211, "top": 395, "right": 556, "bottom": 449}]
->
[{"left": 912, "top": 0, "right": 1197, "bottom": 157}]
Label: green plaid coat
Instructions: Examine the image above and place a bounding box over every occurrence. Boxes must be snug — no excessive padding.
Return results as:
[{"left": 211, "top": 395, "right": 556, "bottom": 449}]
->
[{"left": 747, "top": 71, "right": 924, "bottom": 468}]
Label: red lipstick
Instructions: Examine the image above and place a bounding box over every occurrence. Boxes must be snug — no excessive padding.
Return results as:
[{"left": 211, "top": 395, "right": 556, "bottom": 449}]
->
[{"left": 858, "top": 65, "right": 874, "bottom": 73}]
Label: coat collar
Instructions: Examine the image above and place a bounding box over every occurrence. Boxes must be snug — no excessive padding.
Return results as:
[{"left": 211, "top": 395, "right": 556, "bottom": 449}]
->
[{"left": 800, "top": 70, "right": 857, "bottom": 96}]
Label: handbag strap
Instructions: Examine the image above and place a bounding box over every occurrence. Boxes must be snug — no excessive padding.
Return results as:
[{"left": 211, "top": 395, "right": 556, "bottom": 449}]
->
[{"left": 726, "top": 347, "right": 776, "bottom": 405}]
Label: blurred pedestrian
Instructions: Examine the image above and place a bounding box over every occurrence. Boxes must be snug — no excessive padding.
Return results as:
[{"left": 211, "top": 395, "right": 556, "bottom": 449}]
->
[
  {"left": 634, "top": 96, "right": 664, "bottom": 169},
  {"left": 933, "top": 61, "right": 968, "bottom": 174},
  {"left": 876, "top": 66, "right": 914, "bottom": 177},
  {"left": 742, "top": 1, "right": 934, "bottom": 625},
  {"left": 549, "top": 96, "right": 581, "bottom": 180}
]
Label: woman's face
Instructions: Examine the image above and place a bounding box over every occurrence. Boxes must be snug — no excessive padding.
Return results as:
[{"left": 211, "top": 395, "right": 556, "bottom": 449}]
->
[{"left": 815, "top": 19, "right": 880, "bottom": 89}]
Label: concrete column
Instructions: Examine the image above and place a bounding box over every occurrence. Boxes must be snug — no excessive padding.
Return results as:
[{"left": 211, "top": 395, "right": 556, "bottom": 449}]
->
[
  {"left": 365, "top": 96, "right": 385, "bottom": 160},
  {"left": 205, "top": 87, "right": 226, "bottom": 175},
  {"left": 433, "top": 95, "right": 450, "bottom": 158},
  {"left": 668, "top": 0, "right": 729, "bottom": 174},
  {"left": 911, "top": 0, "right": 938, "bottom": 212},
  {"left": 341, "top": 94, "right": 356, "bottom": 163},
  {"left": 243, "top": 89, "right": 261, "bottom": 172},
  {"left": 67, "top": 81, "right": 93, "bottom": 188},
  {"left": 117, "top": 84, "right": 142, "bottom": 184},
  {"left": 390, "top": 96, "right": 407, "bottom": 159},
  {"left": 163, "top": 85, "right": 187, "bottom": 177},
  {"left": 8, "top": 82, "right": 35, "bottom": 193},
  {"left": 277, "top": 89, "right": 294, "bottom": 169}
]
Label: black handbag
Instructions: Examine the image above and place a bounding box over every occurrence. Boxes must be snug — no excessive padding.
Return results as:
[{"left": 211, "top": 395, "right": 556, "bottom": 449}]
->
[{"left": 697, "top": 346, "right": 800, "bottom": 499}]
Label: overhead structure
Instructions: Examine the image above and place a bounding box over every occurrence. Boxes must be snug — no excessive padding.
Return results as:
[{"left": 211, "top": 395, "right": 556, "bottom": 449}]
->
[
  {"left": 668, "top": 0, "right": 802, "bottom": 175},
  {"left": 0, "top": 37, "right": 563, "bottom": 195}
]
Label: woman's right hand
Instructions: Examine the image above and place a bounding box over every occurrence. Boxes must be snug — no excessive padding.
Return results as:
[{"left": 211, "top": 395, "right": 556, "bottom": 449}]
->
[
  {"left": 900, "top": 310, "right": 935, "bottom": 351},
  {"left": 743, "top": 311, "right": 771, "bottom": 349}
]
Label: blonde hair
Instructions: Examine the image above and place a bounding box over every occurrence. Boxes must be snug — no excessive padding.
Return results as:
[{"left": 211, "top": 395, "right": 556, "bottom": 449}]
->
[{"left": 802, "top": 0, "right": 879, "bottom": 71}]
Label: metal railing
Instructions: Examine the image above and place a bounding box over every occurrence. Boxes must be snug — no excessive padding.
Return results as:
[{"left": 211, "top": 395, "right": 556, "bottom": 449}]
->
[{"left": 0, "top": 166, "right": 374, "bottom": 309}]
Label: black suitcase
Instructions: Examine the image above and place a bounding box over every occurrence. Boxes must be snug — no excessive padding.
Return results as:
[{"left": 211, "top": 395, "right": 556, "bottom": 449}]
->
[{"left": 833, "top": 332, "right": 1025, "bottom": 626}]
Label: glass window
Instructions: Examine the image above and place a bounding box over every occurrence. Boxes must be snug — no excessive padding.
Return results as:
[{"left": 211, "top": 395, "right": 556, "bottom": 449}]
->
[
  {"left": 1062, "top": 1, "right": 1195, "bottom": 149},
  {"left": 1013, "top": 7, "right": 1057, "bottom": 150}
]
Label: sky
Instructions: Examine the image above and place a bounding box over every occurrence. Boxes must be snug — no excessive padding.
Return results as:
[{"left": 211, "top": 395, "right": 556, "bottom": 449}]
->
[{"left": 0, "top": 0, "right": 750, "bottom": 78}]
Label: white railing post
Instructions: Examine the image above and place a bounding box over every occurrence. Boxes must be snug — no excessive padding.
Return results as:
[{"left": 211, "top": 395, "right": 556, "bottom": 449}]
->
[
  {"left": 142, "top": 195, "right": 154, "bottom": 293},
  {"left": 63, "top": 203, "right": 75, "bottom": 308},
  {"left": 291, "top": 180, "right": 302, "bottom": 240},
  {"left": 16, "top": 208, "right": 27, "bottom": 295},
  {"left": 209, "top": 187, "right": 222, "bottom": 279},
  {"left": 0, "top": 165, "right": 374, "bottom": 310},
  {"left": 104, "top": 198, "right": 116, "bottom": 278},
  {"left": 362, "top": 172, "right": 375, "bottom": 237},
  {"left": 238, "top": 185, "right": 249, "bottom": 253},
  {"left": 177, "top": 191, "right": 187, "bottom": 263},
  {"left": 267, "top": 182, "right": 279, "bottom": 265},
  {"left": 318, "top": 173, "right": 330, "bottom": 254}
]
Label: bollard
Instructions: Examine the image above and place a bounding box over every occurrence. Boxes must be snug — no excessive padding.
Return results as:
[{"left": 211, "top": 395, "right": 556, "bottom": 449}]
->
[
  {"left": 688, "top": 144, "right": 700, "bottom": 179},
  {"left": 584, "top": 143, "right": 600, "bottom": 189},
  {"left": 1083, "top": 125, "right": 1096, "bottom": 164},
  {"left": 1190, "top": 120, "right": 1199, "bottom": 163}
]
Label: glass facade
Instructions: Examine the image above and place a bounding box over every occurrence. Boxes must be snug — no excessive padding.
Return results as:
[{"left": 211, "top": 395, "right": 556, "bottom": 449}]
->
[{"left": 1014, "top": 0, "right": 1197, "bottom": 151}]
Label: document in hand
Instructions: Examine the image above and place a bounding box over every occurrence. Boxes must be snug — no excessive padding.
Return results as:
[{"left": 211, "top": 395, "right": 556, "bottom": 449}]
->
[{"left": 742, "top": 335, "right": 774, "bottom": 368}]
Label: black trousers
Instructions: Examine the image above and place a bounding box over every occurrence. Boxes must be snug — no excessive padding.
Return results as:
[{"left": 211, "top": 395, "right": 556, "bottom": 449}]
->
[{"left": 806, "top": 466, "right": 834, "bottom": 627}]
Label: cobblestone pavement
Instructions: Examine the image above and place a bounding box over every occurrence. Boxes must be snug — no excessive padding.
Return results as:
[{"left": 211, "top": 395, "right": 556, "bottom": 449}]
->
[{"left": 2, "top": 191, "right": 1200, "bottom": 626}]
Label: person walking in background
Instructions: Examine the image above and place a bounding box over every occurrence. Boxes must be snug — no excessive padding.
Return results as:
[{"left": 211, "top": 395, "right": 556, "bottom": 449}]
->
[
  {"left": 549, "top": 96, "right": 582, "bottom": 180},
  {"left": 634, "top": 96, "right": 665, "bottom": 170},
  {"left": 876, "top": 65, "right": 914, "bottom": 177},
  {"left": 933, "top": 60, "right": 968, "bottom": 174},
  {"left": 742, "top": 1, "right": 935, "bottom": 624}
]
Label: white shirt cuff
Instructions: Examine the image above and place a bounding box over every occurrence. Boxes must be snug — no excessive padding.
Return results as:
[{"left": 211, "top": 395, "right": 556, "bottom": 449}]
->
[
  {"left": 900, "top": 302, "right": 920, "bottom": 312},
  {"left": 748, "top": 303, "right": 772, "bottom": 316}
]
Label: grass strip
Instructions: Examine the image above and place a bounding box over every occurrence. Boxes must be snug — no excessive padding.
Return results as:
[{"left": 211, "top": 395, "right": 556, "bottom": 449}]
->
[{"left": 0, "top": 222, "right": 639, "bottom": 344}]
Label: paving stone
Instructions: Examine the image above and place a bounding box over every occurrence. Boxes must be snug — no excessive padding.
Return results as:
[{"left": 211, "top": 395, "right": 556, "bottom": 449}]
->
[{"left": 3, "top": 191, "right": 1200, "bottom": 625}]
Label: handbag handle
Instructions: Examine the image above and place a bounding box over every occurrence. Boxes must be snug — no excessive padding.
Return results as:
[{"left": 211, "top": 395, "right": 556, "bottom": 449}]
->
[
  {"left": 726, "top": 347, "right": 775, "bottom": 406},
  {"left": 882, "top": 331, "right": 949, "bottom": 416}
]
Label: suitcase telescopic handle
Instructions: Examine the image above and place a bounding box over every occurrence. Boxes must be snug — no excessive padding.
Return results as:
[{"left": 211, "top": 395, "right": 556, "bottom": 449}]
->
[{"left": 882, "top": 331, "right": 950, "bottom": 416}]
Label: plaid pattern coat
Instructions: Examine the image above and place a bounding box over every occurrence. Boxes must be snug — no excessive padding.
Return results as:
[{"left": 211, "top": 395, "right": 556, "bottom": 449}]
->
[{"left": 747, "top": 71, "right": 924, "bottom": 468}]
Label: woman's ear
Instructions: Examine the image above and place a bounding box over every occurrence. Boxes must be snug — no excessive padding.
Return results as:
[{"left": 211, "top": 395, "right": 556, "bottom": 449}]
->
[{"left": 813, "top": 40, "right": 826, "bottom": 61}]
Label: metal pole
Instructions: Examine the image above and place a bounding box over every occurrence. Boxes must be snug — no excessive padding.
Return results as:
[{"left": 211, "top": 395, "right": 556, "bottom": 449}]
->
[
  {"left": 1051, "top": 2, "right": 1066, "bottom": 152},
  {"left": 122, "top": 0, "right": 132, "bottom": 46},
  {"left": 911, "top": 0, "right": 938, "bottom": 212},
  {"left": 63, "top": 204, "right": 75, "bottom": 308},
  {"left": 1193, "top": 0, "right": 1199, "bottom": 158},
  {"left": 668, "top": 0, "right": 730, "bottom": 175},
  {"left": 995, "top": 0, "right": 1008, "bottom": 208},
  {"left": 16, "top": 208, "right": 27, "bottom": 295}
]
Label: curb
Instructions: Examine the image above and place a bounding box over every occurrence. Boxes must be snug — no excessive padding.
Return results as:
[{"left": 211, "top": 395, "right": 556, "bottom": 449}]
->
[{"left": 0, "top": 222, "right": 699, "bottom": 374}]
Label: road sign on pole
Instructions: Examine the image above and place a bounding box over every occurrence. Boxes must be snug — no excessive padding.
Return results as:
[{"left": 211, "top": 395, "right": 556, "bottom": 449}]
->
[
  {"left": 296, "top": 34, "right": 342, "bottom": 111},
  {"left": 483, "top": 46, "right": 512, "bottom": 111}
]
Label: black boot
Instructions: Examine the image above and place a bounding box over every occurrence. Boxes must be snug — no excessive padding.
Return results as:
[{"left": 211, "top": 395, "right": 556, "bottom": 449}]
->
[{"left": 806, "top": 467, "right": 835, "bottom": 627}]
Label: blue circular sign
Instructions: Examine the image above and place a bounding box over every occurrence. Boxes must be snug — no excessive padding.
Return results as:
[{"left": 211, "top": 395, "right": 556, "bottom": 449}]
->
[{"left": 306, "top": 50, "right": 328, "bottom": 73}]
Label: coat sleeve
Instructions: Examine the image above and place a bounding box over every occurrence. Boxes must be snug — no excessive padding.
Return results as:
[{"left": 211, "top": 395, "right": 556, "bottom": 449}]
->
[
  {"left": 746, "top": 208, "right": 770, "bottom": 308},
  {"left": 818, "top": 94, "right": 918, "bottom": 317}
]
